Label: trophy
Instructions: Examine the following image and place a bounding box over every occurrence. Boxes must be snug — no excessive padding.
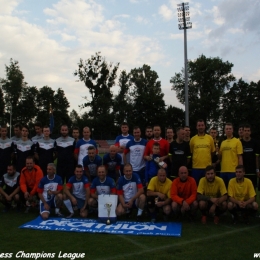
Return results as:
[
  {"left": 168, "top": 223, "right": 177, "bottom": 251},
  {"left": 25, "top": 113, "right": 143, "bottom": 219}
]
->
[
  {"left": 154, "top": 157, "right": 167, "bottom": 169},
  {"left": 104, "top": 203, "right": 112, "bottom": 225}
]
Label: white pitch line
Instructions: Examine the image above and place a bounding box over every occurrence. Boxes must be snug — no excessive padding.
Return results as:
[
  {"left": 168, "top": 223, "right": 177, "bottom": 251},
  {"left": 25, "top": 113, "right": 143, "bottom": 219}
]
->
[
  {"left": 118, "top": 235, "right": 149, "bottom": 250},
  {"left": 96, "top": 224, "right": 260, "bottom": 260}
]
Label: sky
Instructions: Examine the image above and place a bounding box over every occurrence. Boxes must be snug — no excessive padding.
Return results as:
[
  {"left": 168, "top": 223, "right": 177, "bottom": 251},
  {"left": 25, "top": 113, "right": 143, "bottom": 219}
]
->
[{"left": 0, "top": 0, "right": 259, "bottom": 115}]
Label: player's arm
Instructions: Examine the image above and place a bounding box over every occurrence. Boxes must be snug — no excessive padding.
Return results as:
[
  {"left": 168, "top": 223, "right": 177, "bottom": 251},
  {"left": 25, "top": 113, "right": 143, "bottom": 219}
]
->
[
  {"left": 216, "top": 193, "right": 228, "bottom": 205},
  {"left": 129, "top": 186, "right": 144, "bottom": 205},
  {"left": 170, "top": 183, "right": 184, "bottom": 205},
  {"left": 50, "top": 184, "right": 63, "bottom": 196},
  {"left": 63, "top": 184, "right": 75, "bottom": 202},
  {"left": 244, "top": 196, "right": 255, "bottom": 206},
  {"left": 0, "top": 186, "right": 11, "bottom": 201},
  {"left": 8, "top": 186, "right": 20, "bottom": 199},
  {"left": 31, "top": 170, "right": 43, "bottom": 196},
  {"left": 19, "top": 173, "right": 28, "bottom": 195},
  {"left": 147, "top": 190, "right": 166, "bottom": 200},
  {"left": 82, "top": 186, "right": 90, "bottom": 211},
  {"left": 90, "top": 186, "right": 98, "bottom": 199},
  {"left": 84, "top": 166, "right": 91, "bottom": 181},
  {"left": 38, "top": 192, "right": 50, "bottom": 211},
  {"left": 74, "top": 143, "right": 79, "bottom": 162},
  {"left": 228, "top": 196, "right": 241, "bottom": 206},
  {"left": 118, "top": 194, "right": 127, "bottom": 208},
  {"left": 123, "top": 149, "right": 128, "bottom": 165},
  {"left": 238, "top": 154, "right": 243, "bottom": 165},
  {"left": 37, "top": 184, "right": 50, "bottom": 210}
]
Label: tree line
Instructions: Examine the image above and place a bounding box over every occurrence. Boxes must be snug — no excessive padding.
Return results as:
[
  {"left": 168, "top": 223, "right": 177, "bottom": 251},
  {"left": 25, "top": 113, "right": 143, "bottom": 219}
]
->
[{"left": 0, "top": 53, "right": 259, "bottom": 139}]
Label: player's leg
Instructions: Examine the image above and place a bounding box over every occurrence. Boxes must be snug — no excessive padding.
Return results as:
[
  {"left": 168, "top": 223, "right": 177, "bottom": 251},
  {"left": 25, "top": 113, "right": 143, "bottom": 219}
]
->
[
  {"left": 136, "top": 194, "right": 146, "bottom": 221},
  {"left": 63, "top": 193, "right": 74, "bottom": 218}
]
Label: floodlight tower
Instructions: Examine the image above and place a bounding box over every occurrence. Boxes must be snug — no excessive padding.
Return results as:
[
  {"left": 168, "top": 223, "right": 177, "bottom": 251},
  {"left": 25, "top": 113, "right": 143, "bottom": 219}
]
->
[{"left": 177, "top": 2, "right": 192, "bottom": 126}]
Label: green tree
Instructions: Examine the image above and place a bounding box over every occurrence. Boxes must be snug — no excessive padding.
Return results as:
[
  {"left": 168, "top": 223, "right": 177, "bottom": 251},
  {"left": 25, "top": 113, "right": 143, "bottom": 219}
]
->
[
  {"left": 170, "top": 54, "right": 235, "bottom": 131},
  {"left": 221, "top": 79, "right": 260, "bottom": 138},
  {"left": 74, "top": 52, "right": 119, "bottom": 139},
  {"left": 1, "top": 59, "right": 26, "bottom": 123},
  {"left": 16, "top": 86, "right": 39, "bottom": 124},
  {"left": 113, "top": 70, "right": 133, "bottom": 127},
  {"left": 52, "top": 88, "right": 71, "bottom": 135},
  {"left": 164, "top": 105, "right": 185, "bottom": 130},
  {"left": 128, "top": 64, "right": 166, "bottom": 131},
  {"left": 36, "top": 86, "right": 55, "bottom": 126},
  {"left": 0, "top": 87, "right": 5, "bottom": 124}
]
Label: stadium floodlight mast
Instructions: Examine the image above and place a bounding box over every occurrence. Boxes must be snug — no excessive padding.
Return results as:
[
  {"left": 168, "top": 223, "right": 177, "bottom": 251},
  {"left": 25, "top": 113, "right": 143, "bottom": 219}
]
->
[{"left": 177, "top": 2, "right": 192, "bottom": 126}]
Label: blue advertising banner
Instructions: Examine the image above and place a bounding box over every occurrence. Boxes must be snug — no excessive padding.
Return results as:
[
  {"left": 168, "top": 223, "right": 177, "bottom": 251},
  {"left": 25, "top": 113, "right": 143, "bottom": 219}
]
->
[{"left": 20, "top": 217, "right": 182, "bottom": 237}]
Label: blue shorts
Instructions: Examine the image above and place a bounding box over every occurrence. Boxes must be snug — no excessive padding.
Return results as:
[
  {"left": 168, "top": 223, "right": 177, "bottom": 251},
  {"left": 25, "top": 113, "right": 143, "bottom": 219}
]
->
[
  {"left": 220, "top": 172, "right": 236, "bottom": 187},
  {"left": 74, "top": 196, "right": 86, "bottom": 209},
  {"left": 40, "top": 197, "right": 56, "bottom": 214},
  {"left": 192, "top": 169, "right": 205, "bottom": 185}
]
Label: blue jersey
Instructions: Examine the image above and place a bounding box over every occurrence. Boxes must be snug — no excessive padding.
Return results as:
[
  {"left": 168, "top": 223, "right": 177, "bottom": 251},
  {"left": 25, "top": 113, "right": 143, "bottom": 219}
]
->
[
  {"left": 103, "top": 153, "right": 121, "bottom": 174},
  {"left": 66, "top": 175, "right": 90, "bottom": 200},
  {"left": 75, "top": 138, "right": 98, "bottom": 166},
  {"left": 145, "top": 154, "right": 160, "bottom": 183},
  {"left": 117, "top": 173, "right": 143, "bottom": 202},
  {"left": 90, "top": 176, "right": 116, "bottom": 195},
  {"left": 124, "top": 138, "right": 147, "bottom": 171},
  {"left": 83, "top": 155, "right": 102, "bottom": 176},
  {"left": 115, "top": 134, "right": 134, "bottom": 164},
  {"left": 37, "top": 175, "right": 63, "bottom": 202}
]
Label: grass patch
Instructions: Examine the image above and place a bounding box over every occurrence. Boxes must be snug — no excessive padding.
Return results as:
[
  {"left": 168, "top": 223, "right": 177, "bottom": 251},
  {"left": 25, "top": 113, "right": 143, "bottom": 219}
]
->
[{"left": 1, "top": 201, "right": 259, "bottom": 260}]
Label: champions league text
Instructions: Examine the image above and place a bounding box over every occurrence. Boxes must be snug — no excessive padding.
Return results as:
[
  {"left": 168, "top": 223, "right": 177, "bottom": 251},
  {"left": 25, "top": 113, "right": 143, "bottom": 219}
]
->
[{"left": 0, "top": 252, "right": 85, "bottom": 260}]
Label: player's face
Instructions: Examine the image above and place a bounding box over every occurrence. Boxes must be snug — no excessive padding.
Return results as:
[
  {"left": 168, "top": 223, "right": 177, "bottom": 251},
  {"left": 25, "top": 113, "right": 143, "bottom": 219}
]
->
[
  {"left": 75, "top": 167, "right": 83, "bottom": 180},
  {"left": 60, "top": 126, "right": 69, "bottom": 137},
  {"left": 152, "top": 146, "right": 160, "bottom": 155},
  {"left": 243, "top": 128, "right": 251, "bottom": 139},
  {"left": 157, "top": 170, "right": 167, "bottom": 183},
  {"left": 166, "top": 129, "right": 174, "bottom": 140},
  {"left": 14, "top": 127, "right": 21, "bottom": 137},
  {"left": 209, "top": 130, "right": 217, "bottom": 139},
  {"left": 47, "top": 165, "right": 55, "bottom": 177},
  {"left": 235, "top": 168, "right": 245, "bottom": 181},
  {"left": 238, "top": 127, "right": 244, "bottom": 138},
  {"left": 133, "top": 128, "right": 141, "bottom": 140},
  {"left": 177, "top": 129, "right": 185, "bottom": 141},
  {"left": 98, "top": 167, "right": 106, "bottom": 181},
  {"left": 73, "top": 130, "right": 80, "bottom": 140},
  {"left": 109, "top": 147, "right": 117, "bottom": 157},
  {"left": 0, "top": 128, "right": 7, "bottom": 138},
  {"left": 145, "top": 128, "right": 153, "bottom": 139},
  {"left": 35, "top": 126, "right": 42, "bottom": 135},
  {"left": 43, "top": 128, "right": 50, "bottom": 138},
  {"left": 196, "top": 122, "right": 205, "bottom": 134},
  {"left": 225, "top": 125, "right": 233, "bottom": 137},
  {"left": 123, "top": 165, "right": 132, "bottom": 179},
  {"left": 21, "top": 128, "right": 29, "bottom": 138},
  {"left": 121, "top": 125, "right": 129, "bottom": 135},
  {"left": 153, "top": 126, "right": 161, "bottom": 138},
  {"left": 205, "top": 169, "right": 215, "bottom": 182},
  {"left": 184, "top": 127, "right": 190, "bottom": 137},
  {"left": 26, "top": 159, "right": 34, "bottom": 171},
  {"left": 83, "top": 128, "right": 90, "bottom": 139},
  {"left": 88, "top": 149, "right": 96, "bottom": 159},
  {"left": 7, "top": 166, "right": 15, "bottom": 176},
  {"left": 178, "top": 167, "right": 188, "bottom": 181}
]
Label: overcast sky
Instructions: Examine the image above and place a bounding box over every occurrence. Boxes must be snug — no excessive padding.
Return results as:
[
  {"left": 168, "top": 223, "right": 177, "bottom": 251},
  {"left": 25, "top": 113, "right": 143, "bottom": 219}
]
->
[{"left": 0, "top": 0, "right": 259, "bottom": 114}]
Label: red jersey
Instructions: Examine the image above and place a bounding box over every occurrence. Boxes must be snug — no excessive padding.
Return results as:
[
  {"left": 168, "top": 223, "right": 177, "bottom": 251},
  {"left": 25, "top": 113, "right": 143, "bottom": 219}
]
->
[
  {"left": 170, "top": 176, "right": 197, "bottom": 205},
  {"left": 144, "top": 138, "right": 169, "bottom": 157}
]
